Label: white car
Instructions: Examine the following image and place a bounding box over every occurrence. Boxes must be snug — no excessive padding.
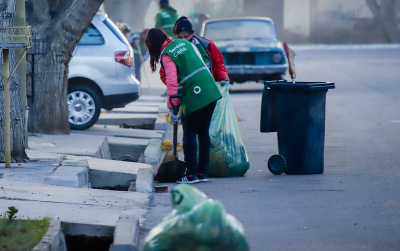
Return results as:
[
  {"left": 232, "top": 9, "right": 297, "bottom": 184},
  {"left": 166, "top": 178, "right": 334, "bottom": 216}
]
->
[{"left": 68, "top": 13, "right": 140, "bottom": 130}]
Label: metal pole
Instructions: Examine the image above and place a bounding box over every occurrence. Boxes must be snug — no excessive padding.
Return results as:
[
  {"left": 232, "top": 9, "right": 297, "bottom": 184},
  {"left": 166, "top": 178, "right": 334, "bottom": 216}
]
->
[{"left": 3, "top": 48, "right": 11, "bottom": 168}]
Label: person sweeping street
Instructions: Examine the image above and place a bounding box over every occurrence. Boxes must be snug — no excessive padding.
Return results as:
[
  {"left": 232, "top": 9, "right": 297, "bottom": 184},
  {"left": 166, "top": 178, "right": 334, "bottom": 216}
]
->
[
  {"left": 146, "top": 28, "right": 222, "bottom": 184},
  {"left": 160, "top": 16, "right": 230, "bottom": 162}
]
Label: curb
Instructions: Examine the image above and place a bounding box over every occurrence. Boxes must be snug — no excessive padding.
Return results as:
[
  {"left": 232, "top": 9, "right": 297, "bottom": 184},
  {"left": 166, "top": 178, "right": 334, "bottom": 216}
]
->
[
  {"left": 44, "top": 160, "right": 89, "bottom": 188},
  {"left": 136, "top": 168, "right": 155, "bottom": 193},
  {"left": 32, "top": 218, "right": 67, "bottom": 251},
  {"left": 144, "top": 138, "right": 162, "bottom": 166},
  {"left": 110, "top": 212, "right": 140, "bottom": 251}
]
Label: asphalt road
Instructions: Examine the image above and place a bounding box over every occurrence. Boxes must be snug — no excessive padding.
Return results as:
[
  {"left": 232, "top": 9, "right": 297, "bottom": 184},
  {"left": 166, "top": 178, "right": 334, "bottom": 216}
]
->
[{"left": 140, "top": 46, "right": 400, "bottom": 251}]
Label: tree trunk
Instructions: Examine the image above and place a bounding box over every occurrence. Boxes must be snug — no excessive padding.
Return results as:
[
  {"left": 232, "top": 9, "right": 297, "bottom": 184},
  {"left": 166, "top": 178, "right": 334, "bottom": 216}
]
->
[
  {"left": 0, "top": 0, "right": 29, "bottom": 163},
  {"left": 26, "top": 0, "right": 104, "bottom": 134},
  {"left": 366, "top": 0, "right": 400, "bottom": 43}
]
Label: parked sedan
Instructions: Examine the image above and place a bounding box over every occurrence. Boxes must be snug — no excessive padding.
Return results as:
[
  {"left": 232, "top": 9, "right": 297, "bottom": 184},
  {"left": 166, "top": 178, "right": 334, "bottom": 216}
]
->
[
  {"left": 201, "top": 17, "right": 287, "bottom": 83},
  {"left": 68, "top": 13, "right": 140, "bottom": 130}
]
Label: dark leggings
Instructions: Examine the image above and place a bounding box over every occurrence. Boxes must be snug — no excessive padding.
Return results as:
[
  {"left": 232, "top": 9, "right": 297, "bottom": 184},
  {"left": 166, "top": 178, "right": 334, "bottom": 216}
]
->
[{"left": 181, "top": 101, "right": 217, "bottom": 175}]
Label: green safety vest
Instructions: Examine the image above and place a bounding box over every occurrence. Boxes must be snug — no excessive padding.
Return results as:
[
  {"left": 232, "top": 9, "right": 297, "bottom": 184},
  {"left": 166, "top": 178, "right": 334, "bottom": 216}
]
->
[
  {"left": 195, "top": 42, "right": 210, "bottom": 70},
  {"left": 162, "top": 39, "right": 222, "bottom": 114},
  {"left": 155, "top": 8, "right": 178, "bottom": 37}
]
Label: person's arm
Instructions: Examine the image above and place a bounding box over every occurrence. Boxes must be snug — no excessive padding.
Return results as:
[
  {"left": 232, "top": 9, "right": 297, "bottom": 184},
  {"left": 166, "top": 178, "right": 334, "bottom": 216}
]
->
[
  {"left": 207, "top": 39, "right": 229, "bottom": 81},
  {"left": 159, "top": 65, "right": 167, "bottom": 86},
  {"left": 161, "top": 54, "right": 179, "bottom": 109}
]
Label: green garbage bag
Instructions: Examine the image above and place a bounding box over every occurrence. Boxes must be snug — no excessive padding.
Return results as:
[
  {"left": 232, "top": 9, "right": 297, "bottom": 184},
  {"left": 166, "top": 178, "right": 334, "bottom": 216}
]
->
[
  {"left": 143, "top": 184, "right": 249, "bottom": 251},
  {"left": 208, "top": 82, "right": 250, "bottom": 177}
]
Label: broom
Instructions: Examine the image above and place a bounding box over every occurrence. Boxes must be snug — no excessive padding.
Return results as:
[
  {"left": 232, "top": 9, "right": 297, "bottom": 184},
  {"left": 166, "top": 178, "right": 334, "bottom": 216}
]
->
[{"left": 283, "top": 42, "right": 296, "bottom": 83}]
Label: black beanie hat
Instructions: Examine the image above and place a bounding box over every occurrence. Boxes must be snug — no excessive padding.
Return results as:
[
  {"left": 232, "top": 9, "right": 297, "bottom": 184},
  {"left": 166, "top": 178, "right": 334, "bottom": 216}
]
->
[
  {"left": 159, "top": 0, "right": 169, "bottom": 7},
  {"left": 173, "top": 17, "right": 194, "bottom": 34}
]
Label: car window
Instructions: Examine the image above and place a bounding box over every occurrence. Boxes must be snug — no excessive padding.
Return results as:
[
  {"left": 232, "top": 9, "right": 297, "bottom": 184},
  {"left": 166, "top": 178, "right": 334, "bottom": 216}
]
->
[
  {"left": 79, "top": 24, "right": 104, "bottom": 45},
  {"left": 204, "top": 20, "right": 277, "bottom": 41},
  {"left": 103, "top": 18, "right": 129, "bottom": 45}
]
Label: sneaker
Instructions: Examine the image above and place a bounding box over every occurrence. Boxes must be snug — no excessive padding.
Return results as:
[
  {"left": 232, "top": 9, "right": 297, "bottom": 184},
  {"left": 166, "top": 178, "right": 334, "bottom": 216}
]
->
[
  {"left": 197, "top": 173, "right": 208, "bottom": 182},
  {"left": 176, "top": 174, "right": 199, "bottom": 184}
]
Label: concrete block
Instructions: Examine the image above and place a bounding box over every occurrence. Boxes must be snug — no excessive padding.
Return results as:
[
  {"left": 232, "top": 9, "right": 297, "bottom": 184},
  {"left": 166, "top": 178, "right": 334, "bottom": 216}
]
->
[
  {"left": 95, "top": 137, "right": 112, "bottom": 160},
  {"left": 45, "top": 160, "right": 89, "bottom": 188},
  {"left": 154, "top": 115, "right": 167, "bottom": 131},
  {"left": 32, "top": 218, "right": 67, "bottom": 251},
  {"left": 136, "top": 168, "right": 154, "bottom": 193},
  {"left": 144, "top": 138, "right": 162, "bottom": 166},
  {"left": 112, "top": 212, "right": 140, "bottom": 251},
  {"left": 87, "top": 158, "right": 152, "bottom": 188}
]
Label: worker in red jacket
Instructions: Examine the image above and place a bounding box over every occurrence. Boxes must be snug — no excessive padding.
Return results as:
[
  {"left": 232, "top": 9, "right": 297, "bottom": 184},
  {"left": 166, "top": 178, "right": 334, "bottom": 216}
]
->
[
  {"left": 160, "top": 16, "right": 229, "bottom": 84},
  {"left": 159, "top": 16, "right": 229, "bottom": 179}
]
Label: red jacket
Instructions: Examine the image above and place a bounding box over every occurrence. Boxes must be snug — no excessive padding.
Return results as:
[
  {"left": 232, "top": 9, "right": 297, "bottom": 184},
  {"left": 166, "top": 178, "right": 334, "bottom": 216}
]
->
[{"left": 160, "top": 36, "right": 229, "bottom": 85}]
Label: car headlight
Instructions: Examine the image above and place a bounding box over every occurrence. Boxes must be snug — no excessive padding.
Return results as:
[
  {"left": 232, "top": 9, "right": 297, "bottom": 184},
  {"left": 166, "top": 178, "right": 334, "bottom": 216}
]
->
[{"left": 271, "top": 53, "right": 283, "bottom": 63}]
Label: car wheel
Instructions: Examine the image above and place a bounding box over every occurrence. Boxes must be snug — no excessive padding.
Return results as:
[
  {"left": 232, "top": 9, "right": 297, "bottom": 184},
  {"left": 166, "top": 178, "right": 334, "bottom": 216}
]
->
[{"left": 67, "top": 85, "right": 101, "bottom": 130}]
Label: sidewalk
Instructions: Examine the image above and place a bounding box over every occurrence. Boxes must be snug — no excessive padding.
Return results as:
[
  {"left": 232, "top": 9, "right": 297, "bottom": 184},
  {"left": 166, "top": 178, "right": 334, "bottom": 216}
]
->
[{"left": 0, "top": 94, "right": 168, "bottom": 249}]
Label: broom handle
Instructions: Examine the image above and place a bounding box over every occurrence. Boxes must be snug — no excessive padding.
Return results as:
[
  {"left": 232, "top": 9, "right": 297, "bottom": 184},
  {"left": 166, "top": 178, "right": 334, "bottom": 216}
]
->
[
  {"left": 173, "top": 123, "right": 178, "bottom": 158},
  {"left": 170, "top": 94, "right": 182, "bottom": 159}
]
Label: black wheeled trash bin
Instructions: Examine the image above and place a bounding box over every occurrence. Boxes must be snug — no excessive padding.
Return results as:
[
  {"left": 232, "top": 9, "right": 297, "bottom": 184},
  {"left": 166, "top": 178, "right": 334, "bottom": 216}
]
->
[{"left": 260, "top": 80, "right": 335, "bottom": 174}]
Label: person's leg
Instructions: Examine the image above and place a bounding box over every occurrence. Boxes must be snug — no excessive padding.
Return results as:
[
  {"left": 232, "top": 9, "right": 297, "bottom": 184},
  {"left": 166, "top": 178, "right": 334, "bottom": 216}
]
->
[
  {"left": 182, "top": 110, "right": 199, "bottom": 176},
  {"left": 177, "top": 110, "right": 200, "bottom": 183},
  {"left": 197, "top": 101, "right": 217, "bottom": 176}
]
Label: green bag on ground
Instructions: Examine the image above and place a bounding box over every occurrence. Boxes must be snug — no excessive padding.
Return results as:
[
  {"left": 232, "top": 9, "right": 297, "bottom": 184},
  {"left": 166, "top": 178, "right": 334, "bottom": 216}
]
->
[
  {"left": 143, "top": 184, "right": 249, "bottom": 251},
  {"left": 208, "top": 82, "right": 250, "bottom": 177}
]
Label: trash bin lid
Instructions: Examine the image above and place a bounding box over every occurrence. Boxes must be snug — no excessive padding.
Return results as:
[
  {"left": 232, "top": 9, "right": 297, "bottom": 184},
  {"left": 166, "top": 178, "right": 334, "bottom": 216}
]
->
[{"left": 265, "top": 80, "right": 335, "bottom": 91}]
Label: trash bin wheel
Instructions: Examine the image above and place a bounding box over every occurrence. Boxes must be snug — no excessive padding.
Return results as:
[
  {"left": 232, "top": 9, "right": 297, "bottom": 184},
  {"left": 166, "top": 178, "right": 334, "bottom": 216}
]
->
[{"left": 268, "top": 155, "right": 286, "bottom": 175}]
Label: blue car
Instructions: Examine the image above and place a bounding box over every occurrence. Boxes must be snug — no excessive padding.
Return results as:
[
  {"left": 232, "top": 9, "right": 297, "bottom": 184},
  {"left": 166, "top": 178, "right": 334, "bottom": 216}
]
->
[{"left": 201, "top": 17, "right": 287, "bottom": 83}]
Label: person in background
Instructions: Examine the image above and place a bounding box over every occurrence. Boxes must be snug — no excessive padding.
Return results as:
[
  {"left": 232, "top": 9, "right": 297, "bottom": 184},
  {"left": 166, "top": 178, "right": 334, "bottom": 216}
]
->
[
  {"left": 189, "top": 10, "right": 210, "bottom": 36},
  {"left": 127, "top": 29, "right": 149, "bottom": 82},
  {"left": 160, "top": 16, "right": 229, "bottom": 155},
  {"left": 146, "top": 28, "right": 222, "bottom": 184},
  {"left": 155, "top": 0, "right": 178, "bottom": 38},
  {"left": 117, "top": 23, "right": 149, "bottom": 82},
  {"left": 116, "top": 22, "right": 131, "bottom": 37}
]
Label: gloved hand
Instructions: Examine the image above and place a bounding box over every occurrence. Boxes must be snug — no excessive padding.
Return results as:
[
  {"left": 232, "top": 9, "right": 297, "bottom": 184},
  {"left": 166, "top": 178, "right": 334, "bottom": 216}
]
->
[
  {"left": 219, "top": 79, "right": 230, "bottom": 86},
  {"left": 169, "top": 109, "right": 180, "bottom": 124}
]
